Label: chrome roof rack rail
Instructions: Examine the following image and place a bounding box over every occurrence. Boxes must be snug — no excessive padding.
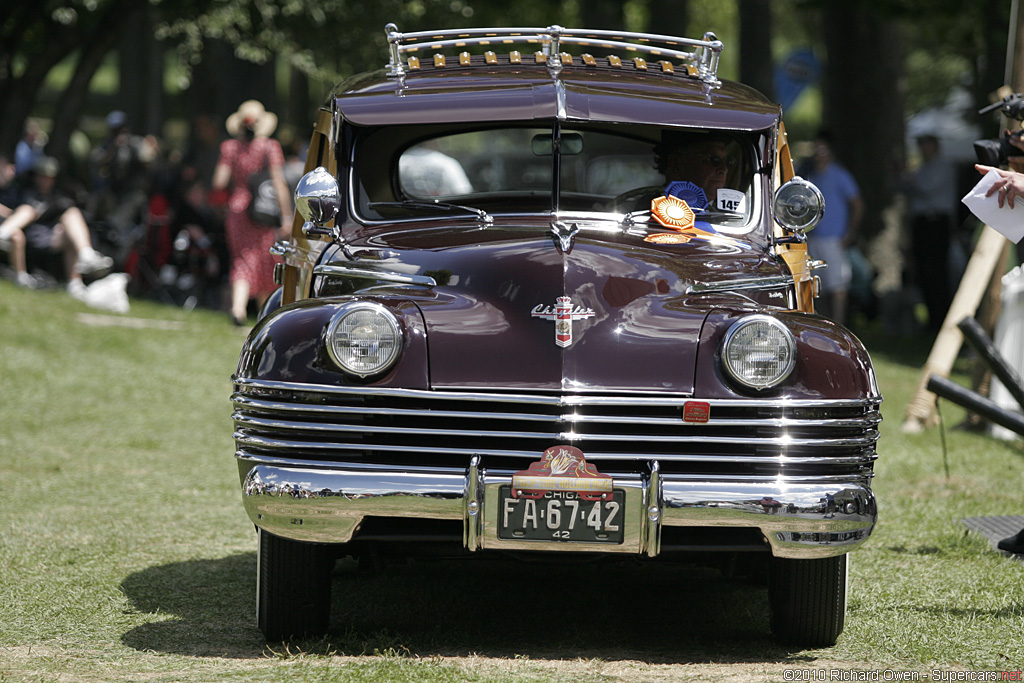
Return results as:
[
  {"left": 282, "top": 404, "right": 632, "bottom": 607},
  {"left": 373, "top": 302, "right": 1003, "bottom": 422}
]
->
[{"left": 384, "top": 23, "right": 723, "bottom": 86}]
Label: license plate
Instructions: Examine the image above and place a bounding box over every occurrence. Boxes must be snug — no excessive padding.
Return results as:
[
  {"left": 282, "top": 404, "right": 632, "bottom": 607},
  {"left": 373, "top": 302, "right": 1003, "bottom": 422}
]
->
[{"left": 497, "top": 486, "right": 625, "bottom": 544}]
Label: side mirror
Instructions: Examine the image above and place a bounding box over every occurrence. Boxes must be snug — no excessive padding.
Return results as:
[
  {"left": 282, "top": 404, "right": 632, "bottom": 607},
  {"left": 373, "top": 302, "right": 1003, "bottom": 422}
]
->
[
  {"left": 295, "top": 166, "right": 341, "bottom": 239},
  {"left": 773, "top": 177, "right": 825, "bottom": 233}
]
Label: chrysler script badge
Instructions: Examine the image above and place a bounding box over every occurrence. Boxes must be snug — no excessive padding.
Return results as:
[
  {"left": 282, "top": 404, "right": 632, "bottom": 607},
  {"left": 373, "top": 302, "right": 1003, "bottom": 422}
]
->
[
  {"left": 531, "top": 296, "right": 595, "bottom": 347},
  {"left": 511, "top": 445, "right": 613, "bottom": 501}
]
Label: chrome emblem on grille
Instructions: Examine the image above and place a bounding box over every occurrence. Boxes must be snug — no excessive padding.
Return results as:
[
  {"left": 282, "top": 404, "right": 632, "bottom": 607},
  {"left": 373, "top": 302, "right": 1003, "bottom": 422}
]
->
[
  {"left": 511, "top": 445, "right": 613, "bottom": 500},
  {"left": 531, "top": 296, "right": 595, "bottom": 347}
]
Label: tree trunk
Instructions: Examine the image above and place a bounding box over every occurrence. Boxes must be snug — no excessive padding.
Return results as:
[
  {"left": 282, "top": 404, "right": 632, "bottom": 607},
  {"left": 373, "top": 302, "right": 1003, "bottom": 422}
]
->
[
  {"left": 581, "top": 0, "right": 625, "bottom": 31},
  {"left": 286, "top": 65, "right": 312, "bottom": 137},
  {"left": 739, "top": 0, "right": 774, "bottom": 101},
  {"left": 0, "top": 52, "right": 66, "bottom": 158},
  {"left": 48, "top": 0, "right": 141, "bottom": 173},
  {"left": 821, "top": 2, "right": 904, "bottom": 240},
  {"left": 119, "top": 4, "right": 165, "bottom": 137},
  {"left": 646, "top": 0, "right": 689, "bottom": 39}
]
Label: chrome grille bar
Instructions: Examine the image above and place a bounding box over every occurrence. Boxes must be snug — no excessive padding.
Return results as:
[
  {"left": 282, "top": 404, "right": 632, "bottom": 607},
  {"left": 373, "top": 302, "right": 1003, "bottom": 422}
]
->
[
  {"left": 232, "top": 378, "right": 881, "bottom": 478},
  {"left": 233, "top": 394, "right": 881, "bottom": 429},
  {"left": 233, "top": 377, "right": 879, "bottom": 409},
  {"left": 233, "top": 411, "right": 879, "bottom": 449},
  {"left": 233, "top": 435, "right": 873, "bottom": 468}
]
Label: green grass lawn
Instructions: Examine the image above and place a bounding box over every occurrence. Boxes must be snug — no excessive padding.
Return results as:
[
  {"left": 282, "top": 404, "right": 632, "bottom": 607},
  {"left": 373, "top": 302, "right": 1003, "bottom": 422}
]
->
[{"left": 1, "top": 282, "right": 1023, "bottom": 682}]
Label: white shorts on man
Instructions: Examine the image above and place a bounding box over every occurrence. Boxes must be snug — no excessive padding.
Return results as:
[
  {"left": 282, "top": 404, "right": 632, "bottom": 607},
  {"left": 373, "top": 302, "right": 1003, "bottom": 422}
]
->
[{"left": 809, "top": 236, "right": 852, "bottom": 293}]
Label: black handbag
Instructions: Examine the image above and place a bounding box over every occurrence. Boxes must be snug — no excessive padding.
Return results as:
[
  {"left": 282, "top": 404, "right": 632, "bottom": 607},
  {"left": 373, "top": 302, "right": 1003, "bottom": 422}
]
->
[{"left": 248, "top": 164, "right": 280, "bottom": 227}]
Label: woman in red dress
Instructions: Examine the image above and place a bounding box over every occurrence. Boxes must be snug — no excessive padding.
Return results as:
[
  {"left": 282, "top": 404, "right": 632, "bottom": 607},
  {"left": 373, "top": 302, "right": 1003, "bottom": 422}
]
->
[{"left": 212, "top": 100, "right": 292, "bottom": 325}]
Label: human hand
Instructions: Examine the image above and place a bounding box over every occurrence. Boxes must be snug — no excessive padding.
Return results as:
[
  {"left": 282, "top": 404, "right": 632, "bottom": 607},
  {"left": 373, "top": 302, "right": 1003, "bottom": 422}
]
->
[{"left": 976, "top": 164, "right": 1024, "bottom": 208}]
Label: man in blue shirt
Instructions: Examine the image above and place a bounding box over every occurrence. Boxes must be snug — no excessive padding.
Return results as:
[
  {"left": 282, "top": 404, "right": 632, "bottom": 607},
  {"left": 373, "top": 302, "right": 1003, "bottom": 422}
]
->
[{"left": 803, "top": 131, "right": 864, "bottom": 327}]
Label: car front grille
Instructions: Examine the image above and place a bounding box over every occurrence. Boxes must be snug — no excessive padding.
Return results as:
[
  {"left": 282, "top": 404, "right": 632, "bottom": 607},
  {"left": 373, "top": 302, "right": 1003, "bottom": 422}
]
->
[{"left": 232, "top": 378, "right": 880, "bottom": 484}]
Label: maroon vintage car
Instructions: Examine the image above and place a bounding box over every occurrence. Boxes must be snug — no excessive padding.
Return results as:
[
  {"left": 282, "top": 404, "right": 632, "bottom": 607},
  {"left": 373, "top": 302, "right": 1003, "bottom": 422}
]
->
[{"left": 231, "top": 25, "right": 881, "bottom": 646}]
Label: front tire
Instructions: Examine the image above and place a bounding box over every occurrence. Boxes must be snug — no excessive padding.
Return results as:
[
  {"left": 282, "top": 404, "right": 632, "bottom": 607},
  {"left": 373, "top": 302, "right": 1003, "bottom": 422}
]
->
[
  {"left": 257, "top": 529, "right": 334, "bottom": 641},
  {"left": 768, "top": 554, "right": 848, "bottom": 647}
]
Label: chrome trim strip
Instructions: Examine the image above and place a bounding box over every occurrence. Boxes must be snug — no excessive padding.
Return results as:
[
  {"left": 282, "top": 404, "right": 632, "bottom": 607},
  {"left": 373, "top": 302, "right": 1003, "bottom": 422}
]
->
[
  {"left": 237, "top": 450, "right": 872, "bottom": 483},
  {"left": 687, "top": 275, "right": 794, "bottom": 294},
  {"left": 313, "top": 264, "right": 437, "bottom": 287},
  {"left": 237, "top": 450, "right": 874, "bottom": 485},
  {"left": 234, "top": 413, "right": 879, "bottom": 449},
  {"left": 234, "top": 433, "right": 876, "bottom": 467},
  {"left": 555, "top": 79, "right": 568, "bottom": 120},
  {"left": 240, "top": 460, "right": 874, "bottom": 558},
  {"left": 234, "top": 395, "right": 564, "bottom": 422},
  {"left": 233, "top": 377, "right": 882, "bottom": 409},
  {"left": 233, "top": 395, "right": 880, "bottom": 429}
]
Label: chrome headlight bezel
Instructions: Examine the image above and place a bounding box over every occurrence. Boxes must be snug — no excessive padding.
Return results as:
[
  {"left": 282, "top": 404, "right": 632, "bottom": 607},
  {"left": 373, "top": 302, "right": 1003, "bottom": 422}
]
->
[
  {"left": 720, "top": 314, "right": 797, "bottom": 390},
  {"left": 325, "top": 302, "right": 404, "bottom": 378},
  {"left": 773, "top": 176, "right": 825, "bottom": 233}
]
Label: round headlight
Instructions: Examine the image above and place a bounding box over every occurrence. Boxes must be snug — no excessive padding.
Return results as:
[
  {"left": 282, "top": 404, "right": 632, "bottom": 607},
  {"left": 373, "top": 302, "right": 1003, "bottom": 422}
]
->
[
  {"left": 721, "top": 315, "right": 796, "bottom": 390},
  {"left": 774, "top": 177, "right": 825, "bottom": 233},
  {"left": 326, "top": 303, "right": 403, "bottom": 377}
]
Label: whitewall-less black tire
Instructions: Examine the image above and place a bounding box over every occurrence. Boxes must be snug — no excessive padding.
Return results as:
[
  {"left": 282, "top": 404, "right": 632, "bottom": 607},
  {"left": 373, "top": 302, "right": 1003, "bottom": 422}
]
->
[
  {"left": 257, "top": 529, "right": 334, "bottom": 641},
  {"left": 768, "top": 553, "right": 848, "bottom": 647}
]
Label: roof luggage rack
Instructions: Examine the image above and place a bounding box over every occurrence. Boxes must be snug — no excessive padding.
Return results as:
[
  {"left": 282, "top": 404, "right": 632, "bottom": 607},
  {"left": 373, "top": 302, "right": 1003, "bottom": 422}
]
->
[{"left": 384, "top": 24, "right": 723, "bottom": 86}]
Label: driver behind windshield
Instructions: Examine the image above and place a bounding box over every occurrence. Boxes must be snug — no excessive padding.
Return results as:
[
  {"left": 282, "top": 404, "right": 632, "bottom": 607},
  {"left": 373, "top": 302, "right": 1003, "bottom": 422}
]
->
[{"left": 653, "top": 131, "right": 738, "bottom": 210}]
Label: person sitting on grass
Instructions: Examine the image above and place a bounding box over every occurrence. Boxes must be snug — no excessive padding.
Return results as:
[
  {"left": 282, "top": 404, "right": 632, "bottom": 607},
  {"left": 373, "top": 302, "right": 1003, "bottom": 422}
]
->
[{"left": 0, "top": 156, "right": 112, "bottom": 295}]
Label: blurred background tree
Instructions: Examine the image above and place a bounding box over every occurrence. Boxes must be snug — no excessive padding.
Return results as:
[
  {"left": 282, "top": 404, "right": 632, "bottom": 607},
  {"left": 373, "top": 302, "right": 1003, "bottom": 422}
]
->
[{"left": 0, "top": 0, "right": 1017, "bottom": 239}]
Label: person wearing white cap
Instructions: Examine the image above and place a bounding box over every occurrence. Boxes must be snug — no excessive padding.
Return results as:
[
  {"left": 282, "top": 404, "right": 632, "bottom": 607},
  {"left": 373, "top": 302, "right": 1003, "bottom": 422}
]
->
[{"left": 212, "top": 100, "right": 292, "bottom": 325}]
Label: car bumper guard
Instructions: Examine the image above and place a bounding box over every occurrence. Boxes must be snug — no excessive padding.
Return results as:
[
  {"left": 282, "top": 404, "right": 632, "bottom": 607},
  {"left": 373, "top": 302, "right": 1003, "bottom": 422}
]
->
[{"left": 239, "top": 456, "right": 875, "bottom": 559}]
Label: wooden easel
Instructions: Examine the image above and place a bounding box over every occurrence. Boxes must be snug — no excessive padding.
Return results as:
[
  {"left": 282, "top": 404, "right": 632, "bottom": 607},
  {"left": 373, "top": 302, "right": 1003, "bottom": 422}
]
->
[{"left": 902, "top": 225, "right": 1011, "bottom": 432}]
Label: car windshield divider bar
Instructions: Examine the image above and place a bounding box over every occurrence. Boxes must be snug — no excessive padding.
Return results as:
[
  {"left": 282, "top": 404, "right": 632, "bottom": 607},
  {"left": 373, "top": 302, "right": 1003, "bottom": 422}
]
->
[{"left": 384, "top": 24, "right": 722, "bottom": 85}]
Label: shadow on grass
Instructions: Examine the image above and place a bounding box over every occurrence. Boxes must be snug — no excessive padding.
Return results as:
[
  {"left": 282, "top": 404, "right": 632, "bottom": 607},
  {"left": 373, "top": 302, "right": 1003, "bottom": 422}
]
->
[
  {"left": 121, "top": 552, "right": 809, "bottom": 664},
  {"left": 853, "top": 326, "right": 934, "bottom": 369},
  {"left": 120, "top": 552, "right": 265, "bottom": 658}
]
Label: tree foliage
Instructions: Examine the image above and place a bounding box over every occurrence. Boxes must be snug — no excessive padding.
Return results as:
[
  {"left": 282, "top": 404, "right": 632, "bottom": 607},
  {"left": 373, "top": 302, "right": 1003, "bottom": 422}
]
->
[{"left": 0, "top": 0, "right": 1017, "bottom": 239}]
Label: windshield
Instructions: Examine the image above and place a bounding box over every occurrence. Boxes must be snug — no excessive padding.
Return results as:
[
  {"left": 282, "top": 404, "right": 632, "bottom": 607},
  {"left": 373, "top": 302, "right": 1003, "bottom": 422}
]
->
[{"left": 355, "top": 123, "right": 761, "bottom": 234}]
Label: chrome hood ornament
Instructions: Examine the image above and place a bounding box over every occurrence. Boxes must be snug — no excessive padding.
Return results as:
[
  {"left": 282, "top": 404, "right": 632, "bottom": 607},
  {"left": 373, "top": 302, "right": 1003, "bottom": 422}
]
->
[{"left": 550, "top": 221, "right": 580, "bottom": 253}]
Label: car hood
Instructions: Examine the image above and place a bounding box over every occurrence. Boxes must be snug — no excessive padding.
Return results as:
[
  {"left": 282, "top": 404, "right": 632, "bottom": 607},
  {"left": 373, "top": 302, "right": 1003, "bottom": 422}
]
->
[{"left": 327, "top": 223, "right": 789, "bottom": 393}]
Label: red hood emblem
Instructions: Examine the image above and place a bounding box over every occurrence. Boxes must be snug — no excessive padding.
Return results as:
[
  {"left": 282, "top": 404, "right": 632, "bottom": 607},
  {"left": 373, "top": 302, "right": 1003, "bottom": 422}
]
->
[{"left": 531, "top": 296, "right": 596, "bottom": 347}]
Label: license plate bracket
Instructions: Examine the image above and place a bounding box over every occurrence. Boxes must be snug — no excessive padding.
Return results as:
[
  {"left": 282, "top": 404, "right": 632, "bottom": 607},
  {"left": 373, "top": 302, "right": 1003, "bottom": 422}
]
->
[{"left": 497, "top": 485, "right": 625, "bottom": 544}]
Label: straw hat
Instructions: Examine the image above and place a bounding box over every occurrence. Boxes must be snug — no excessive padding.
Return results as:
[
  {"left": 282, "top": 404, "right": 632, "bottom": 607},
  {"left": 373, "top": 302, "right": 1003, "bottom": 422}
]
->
[{"left": 226, "top": 100, "right": 278, "bottom": 138}]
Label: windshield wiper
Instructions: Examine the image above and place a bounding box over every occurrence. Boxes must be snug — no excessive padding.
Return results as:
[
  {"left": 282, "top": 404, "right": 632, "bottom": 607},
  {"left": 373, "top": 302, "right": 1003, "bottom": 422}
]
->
[
  {"left": 693, "top": 210, "right": 743, "bottom": 220},
  {"left": 621, "top": 209, "right": 652, "bottom": 226},
  {"left": 368, "top": 200, "right": 492, "bottom": 224}
]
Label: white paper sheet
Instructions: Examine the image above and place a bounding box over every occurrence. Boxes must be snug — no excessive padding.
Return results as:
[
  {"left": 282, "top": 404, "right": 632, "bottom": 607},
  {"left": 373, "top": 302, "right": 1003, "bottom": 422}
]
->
[{"left": 962, "top": 169, "right": 1024, "bottom": 243}]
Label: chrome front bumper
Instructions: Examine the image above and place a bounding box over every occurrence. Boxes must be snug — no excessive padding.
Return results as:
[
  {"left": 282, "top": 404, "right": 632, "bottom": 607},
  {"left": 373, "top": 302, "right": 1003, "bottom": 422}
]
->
[{"left": 238, "top": 456, "right": 875, "bottom": 559}]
